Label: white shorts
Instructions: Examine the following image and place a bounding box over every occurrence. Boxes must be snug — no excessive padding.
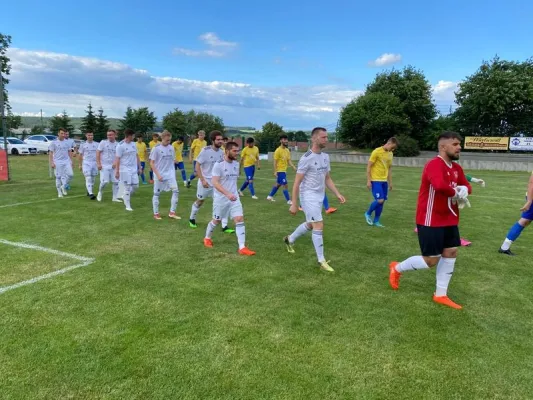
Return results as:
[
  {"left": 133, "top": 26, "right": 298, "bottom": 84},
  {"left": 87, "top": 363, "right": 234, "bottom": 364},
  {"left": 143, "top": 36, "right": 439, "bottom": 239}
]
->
[
  {"left": 100, "top": 167, "right": 118, "bottom": 184},
  {"left": 55, "top": 163, "right": 73, "bottom": 179},
  {"left": 120, "top": 171, "right": 139, "bottom": 186},
  {"left": 300, "top": 196, "right": 323, "bottom": 223},
  {"left": 82, "top": 163, "right": 98, "bottom": 177},
  {"left": 196, "top": 180, "right": 213, "bottom": 200},
  {"left": 154, "top": 176, "right": 178, "bottom": 193},
  {"left": 213, "top": 197, "right": 243, "bottom": 220}
]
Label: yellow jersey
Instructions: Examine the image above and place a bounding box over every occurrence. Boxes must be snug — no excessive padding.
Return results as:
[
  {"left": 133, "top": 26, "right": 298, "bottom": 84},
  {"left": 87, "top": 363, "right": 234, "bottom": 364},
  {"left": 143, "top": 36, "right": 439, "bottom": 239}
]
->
[
  {"left": 172, "top": 141, "right": 184, "bottom": 162},
  {"left": 241, "top": 146, "right": 259, "bottom": 167},
  {"left": 274, "top": 146, "right": 291, "bottom": 172},
  {"left": 136, "top": 142, "right": 147, "bottom": 162},
  {"left": 149, "top": 140, "right": 159, "bottom": 150},
  {"left": 369, "top": 146, "right": 393, "bottom": 181},
  {"left": 191, "top": 139, "right": 207, "bottom": 160}
]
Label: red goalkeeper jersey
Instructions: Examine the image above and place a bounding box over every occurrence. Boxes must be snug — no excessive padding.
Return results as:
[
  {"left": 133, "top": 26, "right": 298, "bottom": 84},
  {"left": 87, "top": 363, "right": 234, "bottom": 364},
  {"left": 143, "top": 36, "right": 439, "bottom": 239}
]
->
[{"left": 416, "top": 156, "right": 472, "bottom": 227}]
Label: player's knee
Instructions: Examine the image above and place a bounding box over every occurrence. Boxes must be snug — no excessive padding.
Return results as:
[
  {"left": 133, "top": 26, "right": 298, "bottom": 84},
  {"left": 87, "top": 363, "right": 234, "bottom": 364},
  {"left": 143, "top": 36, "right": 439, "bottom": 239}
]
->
[
  {"left": 234, "top": 216, "right": 244, "bottom": 223},
  {"left": 442, "top": 247, "right": 458, "bottom": 258},
  {"left": 423, "top": 256, "right": 440, "bottom": 268},
  {"left": 377, "top": 199, "right": 385, "bottom": 204},
  {"left": 519, "top": 218, "right": 532, "bottom": 227},
  {"left": 212, "top": 219, "right": 221, "bottom": 225},
  {"left": 312, "top": 221, "right": 323, "bottom": 230},
  {"left": 196, "top": 199, "right": 204, "bottom": 207}
]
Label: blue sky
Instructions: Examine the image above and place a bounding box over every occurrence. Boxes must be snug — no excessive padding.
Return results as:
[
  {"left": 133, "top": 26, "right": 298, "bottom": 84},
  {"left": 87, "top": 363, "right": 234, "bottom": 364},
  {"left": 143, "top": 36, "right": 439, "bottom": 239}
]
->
[{"left": 3, "top": 0, "right": 533, "bottom": 129}]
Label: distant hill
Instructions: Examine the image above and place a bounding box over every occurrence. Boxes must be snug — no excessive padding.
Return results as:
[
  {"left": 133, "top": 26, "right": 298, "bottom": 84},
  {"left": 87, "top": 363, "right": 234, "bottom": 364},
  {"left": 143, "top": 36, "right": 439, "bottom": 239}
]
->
[{"left": 19, "top": 116, "right": 123, "bottom": 130}]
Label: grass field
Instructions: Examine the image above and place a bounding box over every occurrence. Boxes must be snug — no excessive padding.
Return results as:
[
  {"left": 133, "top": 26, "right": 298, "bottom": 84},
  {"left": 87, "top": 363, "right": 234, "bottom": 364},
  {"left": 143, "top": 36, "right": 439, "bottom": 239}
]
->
[{"left": 1, "top": 154, "right": 533, "bottom": 399}]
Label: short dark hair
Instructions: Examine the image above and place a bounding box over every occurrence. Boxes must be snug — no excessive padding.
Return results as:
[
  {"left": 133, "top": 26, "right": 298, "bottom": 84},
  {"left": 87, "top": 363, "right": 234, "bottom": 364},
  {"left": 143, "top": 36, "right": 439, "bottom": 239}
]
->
[
  {"left": 107, "top": 129, "right": 116, "bottom": 134},
  {"left": 311, "top": 127, "right": 326, "bottom": 136},
  {"left": 210, "top": 130, "right": 223, "bottom": 141},
  {"left": 85, "top": 131, "right": 93, "bottom": 135},
  {"left": 58, "top": 128, "right": 66, "bottom": 133},
  {"left": 387, "top": 137, "right": 399, "bottom": 145},
  {"left": 279, "top": 134, "right": 288, "bottom": 140},
  {"left": 223, "top": 137, "right": 229, "bottom": 142},
  {"left": 124, "top": 129, "right": 135, "bottom": 137},
  {"left": 136, "top": 133, "right": 144, "bottom": 139},
  {"left": 246, "top": 137, "right": 254, "bottom": 144},
  {"left": 438, "top": 131, "right": 463, "bottom": 142},
  {"left": 177, "top": 136, "right": 184, "bottom": 142},
  {"left": 225, "top": 141, "right": 239, "bottom": 151}
]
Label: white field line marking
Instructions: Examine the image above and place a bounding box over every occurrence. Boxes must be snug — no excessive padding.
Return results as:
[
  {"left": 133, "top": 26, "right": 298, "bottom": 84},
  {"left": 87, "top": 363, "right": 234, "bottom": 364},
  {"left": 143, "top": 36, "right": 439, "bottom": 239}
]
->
[
  {"left": 252, "top": 177, "right": 522, "bottom": 202},
  {"left": 0, "top": 195, "right": 85, "bottom": 209},
  {"left": 0, "top": 239, "right": 95, "bottom": 295}
]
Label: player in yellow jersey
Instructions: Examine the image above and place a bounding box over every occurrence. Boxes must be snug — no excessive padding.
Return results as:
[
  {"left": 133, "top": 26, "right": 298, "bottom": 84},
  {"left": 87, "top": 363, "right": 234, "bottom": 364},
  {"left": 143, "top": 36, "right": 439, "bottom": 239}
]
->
[
  {"left": 238, "top": 137, "right": 260, "bottom": 199},
  {"left": 222, "top": 136, "right": 229, "bottom": 151},
  {"left": 364, "top": 137, "right": 398, "bottom": 227},
  {"left": 187, "top": 130, "right": 207, "bottom": 187},
  {"left": 148, "top": 133, "right": 160, "bottom": 183},
  {"left": 172, "top": 136, "right": 188, "bottom": 187},
  {"left": 267, "top": 134, "right": 296, "bottom": 204},
  {"left": 135, "top": 134, "right": 148, "bottom": 184}
]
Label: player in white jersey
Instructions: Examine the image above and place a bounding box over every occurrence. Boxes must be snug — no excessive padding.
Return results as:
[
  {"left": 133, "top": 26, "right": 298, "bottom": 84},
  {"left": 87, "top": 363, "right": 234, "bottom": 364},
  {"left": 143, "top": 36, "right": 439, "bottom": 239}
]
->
[
  {"left": 78, "top": 131, "right": 99, "bottom": 200},
  {"left": 115, "top": 129, "right": 141, "bottom": 211},
  {"left": 189, "top": 130, "right": 230, "bottom": 230},
  {"left": 284, "top": 127, "right": 345, "bottom": 272},
  {"left": 96, "top": 129, "right": 120, "bottom": 202},
  {"left": 204, "top": 141, "right": 256, "bottom": 255},
  {"left": 149, "top": 130, "right": 181, "bottom": 220},
  {"left": 49, "top": 128, "right": 74, "bottom": 197}
]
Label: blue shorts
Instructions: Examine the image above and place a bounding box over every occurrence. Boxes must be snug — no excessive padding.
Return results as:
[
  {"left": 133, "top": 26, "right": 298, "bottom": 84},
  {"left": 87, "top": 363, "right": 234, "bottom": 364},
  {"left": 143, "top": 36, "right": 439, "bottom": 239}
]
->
[
  {"left": 371, "top": 181, "right": 388, "bottom": 201},
  {"left": 277, "top": 172, "right": 288, "bottom": 185},
  {"left": 244, "top": 166, "right": 256, "bottom": 181},
  {"left": 175, "top": 161, "right": 185, "bottom": 170},
  {"left": 522, "top": 196, "right": 533, "bottom": 220},
  {"left": 140, "top": 161, "right": 146, "bottom": 171}
]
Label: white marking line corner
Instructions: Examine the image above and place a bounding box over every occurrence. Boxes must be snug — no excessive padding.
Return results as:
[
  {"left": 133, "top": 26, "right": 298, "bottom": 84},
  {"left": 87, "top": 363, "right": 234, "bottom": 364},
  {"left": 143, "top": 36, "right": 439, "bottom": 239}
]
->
[{"left": 0, "top": 239, "right": 95, "bottom": 295}]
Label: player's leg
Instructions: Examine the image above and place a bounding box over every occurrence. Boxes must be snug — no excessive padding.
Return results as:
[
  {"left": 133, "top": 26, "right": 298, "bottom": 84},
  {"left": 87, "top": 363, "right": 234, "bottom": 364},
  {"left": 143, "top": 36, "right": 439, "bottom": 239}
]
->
[
  {"left": 204, "top": 200, "right": 226, "bottom": 247},
  {"left": 432, "top": 226, "right": 462, "bottom": 308},
  {"left": 239, "top": 167, "right": 250, "bottom": 194},
  {"left": 139, "top": 162, "right": 147, "bottom": 184},
  {"left": 188, "top": 160, "right": 197, "bottom": 183},
  {"left": 247, "top": 166, "right": 257, "bottom": 198},
  {"left": 167, "top": 177, "right": 180, "bottom": 219},
  {"left": 121, "top": 173, "right": 135, "bottom": 211},
  {"left": 323, "top": 194, "right": 337, "bottom": 214},
  {"left": 149, "top": 162, "right": 154, "bottom": 183},
  {"left": 152, "top": 180, "right": 162, "bottom": 219},
  {"left": 281, "top": 174, "right": 291, "bottom": 203},
  {"left": 230, "top": 201, "right": 255, "bottom": 255},
  {"left": 499, "top": 206, "right": 533, "bottom": 255},
  {"left": 365, "top": 181, "right": 381, "bottom": 225},
  {"left": 190, "top": 181, "right": 207, "bottom": 227},
  {"left": 111, "top": 171, "right": 121, "bottom": 202},
  {"left": 54, "top": 166, "right": 63, "bottom": 197},
  {"left": 97, "top": 168, "right": 108, "bottom": 201},
  {"left": 65, "top": 163, "right": 74, "bottom": 188},
  {"left": 373, "top": 182, "right": 388, "bottom": 226},
  {"left": 177, "top": 162, "right": 187, "bottom": 186},
  {"left": 267, "top": 173, "right": 283, "bottom": 200},
  {"left": 83, "top": 166, "right": 95, "bottom": 199}
]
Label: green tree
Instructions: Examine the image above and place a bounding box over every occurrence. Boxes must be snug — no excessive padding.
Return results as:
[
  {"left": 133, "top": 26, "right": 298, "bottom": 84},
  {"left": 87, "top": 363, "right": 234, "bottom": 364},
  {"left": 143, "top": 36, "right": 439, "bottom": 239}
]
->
[
  {"left": 338, "top": 92, "right": 411, "bottom": 149},
  {"left": 6, "top": 112, "right": 22, "bottom": 130},
  {"left": 423, "top": 115, "right": 457, "bottom": 150},
  {"left": 94, "top": 107, "right": 110, "bottom": 141},
  {"left": 119, "top": 106, "right": 157, "bottom": 134},
  {"left": 162, "top": 108, "right": 187, "bottom": 138},
  {"left": 180, "top": 110, "right": 224, "bottom": 144},
  {"left": 1, "top": 33, "right": 12, "bottom": 138},
  {"left": 80, "top": 103, "right": 97, "bottom": 134},
  {"left": 286, "top": 131, "right": 295, "bottom": 141},
  {"left": 31, "top": 125, "right": 44, "bottom": 135},
  {"left": 294, "top": 130, "right": 308, "bottom": 142},
  {"left": 21, "top": 129, "right": 29, "bottom": 140},
  {"left": 366, "top": 66, "right": 436, "bottom": 143},
  {"left": 454, "top": 56, "right": 533, "bottom": 136},
  {"left": 49, "top": 110, "right": 75, "bottom": 134},
  {"left": 255, "top": 121, "right": 284, "bottom": 153}
]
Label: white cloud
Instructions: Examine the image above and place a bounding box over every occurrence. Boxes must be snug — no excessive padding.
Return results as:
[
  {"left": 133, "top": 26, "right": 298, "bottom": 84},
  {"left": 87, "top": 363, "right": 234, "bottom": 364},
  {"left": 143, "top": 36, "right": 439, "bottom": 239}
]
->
[
  {"left": 199, "top": 32, "right": 237, "bottom": 48},
  {"left": 6, "top": 48, "right": 362, "bottom": 128},
  {"left": 369, "top": 53, "right": 402, "bottom": 67},
  {"left": 174, "top": 32, "right": 237, "bottom": 58},
  {"left": 432, "top": 80, "right": 460, "bottom": 102},
  {"left": 13, "top": 111, "right": 46, "bottom": 117}
]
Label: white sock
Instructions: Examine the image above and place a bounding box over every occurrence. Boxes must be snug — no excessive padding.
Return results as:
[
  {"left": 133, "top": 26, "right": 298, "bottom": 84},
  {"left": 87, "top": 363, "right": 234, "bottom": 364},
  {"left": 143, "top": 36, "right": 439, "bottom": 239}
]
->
[
  {"left": 131, "top": 184, "right": 139, "bottom": 194},
  {"left": 170, "top": 190, "right": 179, "bottom": 212},
  {"left": 288, "top": 222, "right": 311, "bottom": 243},
  {"left": 501, "top": 238, "right": 513, "bottom": 251},
  {"left": 396, "top": 256, "right": 429, "bottom": 272},
  {"left": 152, "top": 193, "right": 160, "bottom": 214},
  {"left": 312, "top": 230, "right": 325, "bottom": 263},
  {"left": 123, "top": 185, "right": 132, "bottom": 208},
  {"left": 99, "top": 181, "right": 107, "bottom": 194},
  {"left": 221, "top": 217, "right": 229, "bottom": 227},
  {"left": 205, "top": 221, "right": 217, "bottom": 239},
  {"left": 236, "top": 222, "right": 246, "bottom": 249},
  {"left": 190, "top": 202, "right": 201, "bottom": 220},
  {"left": 112, "top": 182, "right": 119, "bottom": 199},
  {"left": 55, "top": 177, "right": 62, "bottom": 195},
  {"left": 60, "top": 175, "right": 68, "bottom": 186},
  {"left": 435, "top": 257, "right": 456, "bottom": 297},
  {"left": 85, "top": 176, "right": 94, "bottom": 195}
]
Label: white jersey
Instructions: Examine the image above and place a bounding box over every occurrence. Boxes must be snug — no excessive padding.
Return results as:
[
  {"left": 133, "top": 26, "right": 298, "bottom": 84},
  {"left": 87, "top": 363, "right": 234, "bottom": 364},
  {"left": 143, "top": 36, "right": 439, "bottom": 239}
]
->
[
  {"left": 49, "top": 139, "right": 72, "bottom": 165},
  {"left": 97, "top": 140, "right": 118, "bottom": 168},
  {"left": 78, "top": 141, "right": 99, "bottom": 165},
  {"left": 212, "top": 159, "right": 240, "bottom": 201},
  {"left": 65, "top": 138, "right": 75, "bottom": 149},
  {"left": 196, "top": 146, "right": 223, "bottom": 185},
  {"left": 116, "top": 141, "right": 138, "bottom": 172},
  {"left": 149, "top": 144, "right": 175, "bottom": 180},
  {"left": 297, "top": 150, "right": 331, "bottom": 198}
]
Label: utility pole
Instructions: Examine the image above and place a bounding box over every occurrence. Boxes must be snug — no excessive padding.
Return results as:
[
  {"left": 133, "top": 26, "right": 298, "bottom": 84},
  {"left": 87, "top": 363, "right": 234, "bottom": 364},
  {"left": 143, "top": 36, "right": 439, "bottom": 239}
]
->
[{"left": 0, "top": 69, "right": 10, "bottom": 181}]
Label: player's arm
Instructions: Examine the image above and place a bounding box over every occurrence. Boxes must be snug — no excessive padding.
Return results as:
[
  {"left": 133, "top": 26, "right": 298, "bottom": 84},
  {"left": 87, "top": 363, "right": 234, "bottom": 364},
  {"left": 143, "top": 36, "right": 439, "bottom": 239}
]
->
[
  {"left": 137, "top": 154, "right": 142, "bottom": 174},
  {"left": 96, "top": 149, "right": 102, "bottom": 170},
  {"left": 521, "top": 174, "right": 533, "bottom": 211},
  {"left": 195, "top": 157, "right": 208, "bottom": 187},
  {"left": 256, "top": 149, "right": 261, "bottom": 169},
  {"left": 273, "top": 150, "right": 279, "bottom": 176},
  {"left": 68, "top": 146, "right": 74, "bottom": 163},
  {"left": 325, "top": 172, "right": 345, "bottom": 203},
  {"left": 48, "top": 148, "right": 55, "bottom": 168},
  {"left": 78, "top": 148, "right": 84, "bottom": 170},
  {"left": 426, "top": 163, "right": 457, "bottom": 197},
  {"left": 149, "top": 158, "right": 161, "bottom": 181},
  {"left": 189, "top": 141, "right": 196, "bottom": 162},
  {"left": 366, "top": 150, "right": 378, "bottom": 189},
  {"left": 387, "top": 165, "right": 393, "bottom": 190},
  {"left": 456, "top": 169, "right": 472, "bottom": 195}
]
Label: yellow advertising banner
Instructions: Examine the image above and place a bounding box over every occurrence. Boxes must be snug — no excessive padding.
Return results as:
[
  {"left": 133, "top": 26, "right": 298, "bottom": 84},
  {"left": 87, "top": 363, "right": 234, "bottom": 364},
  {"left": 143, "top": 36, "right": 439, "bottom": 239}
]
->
[{"left": 464, "top": 137, "right": 509, "bottom": 150}]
